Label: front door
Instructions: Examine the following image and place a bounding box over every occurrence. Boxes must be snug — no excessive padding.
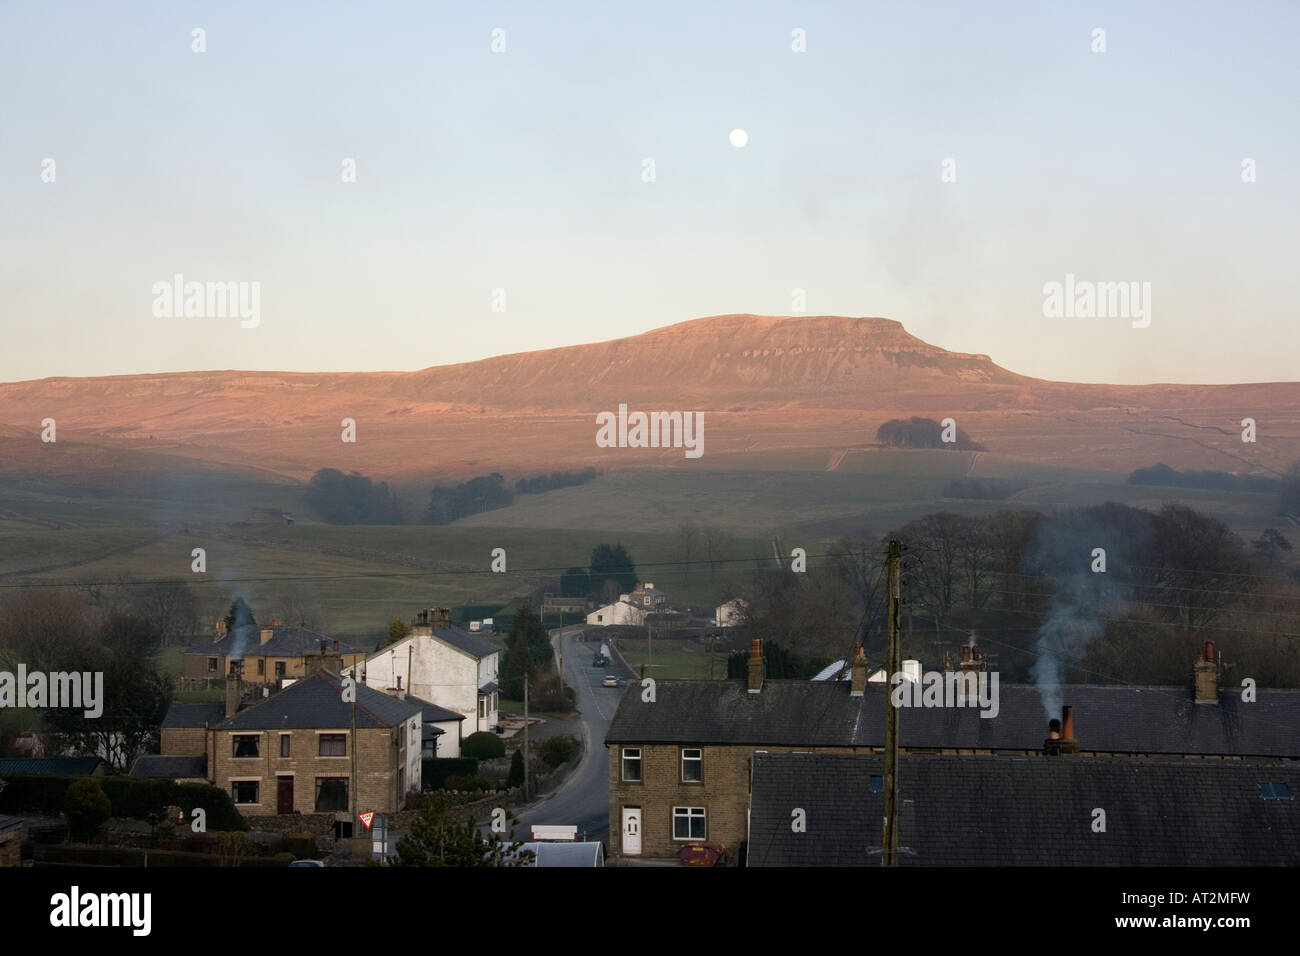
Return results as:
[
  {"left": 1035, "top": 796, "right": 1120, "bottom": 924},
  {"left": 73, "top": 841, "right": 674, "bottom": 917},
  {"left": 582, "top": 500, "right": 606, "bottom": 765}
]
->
[
  {"left": 277, "top": 776, "right": 294, "bottom": 814},
  {"left": 621, "top": 807, "right": 641, "bottom": 856}
]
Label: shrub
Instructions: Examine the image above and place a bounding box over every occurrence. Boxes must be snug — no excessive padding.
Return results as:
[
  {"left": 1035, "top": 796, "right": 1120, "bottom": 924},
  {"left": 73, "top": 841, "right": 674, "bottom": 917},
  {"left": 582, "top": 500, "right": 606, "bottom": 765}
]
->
[
  {"left": 462, "top": 731, "right": 505, "bottom": 760},
  {"left": 0, "top": 774, "right": 245, "bottom": 831},
  {"left": 507, "top": 750, "right": 525, "bottom": 788},
  {"left": 64, "top": 778, "right": 112, "bottom": 841},
  {"left": 281, "top": 833, "right": 317, "bottom": 860},
  {"left": 422, "top": 758, "right": 478, "bottom": 790},
  {"left": 532, "top": 674, "right": 575, "bottom": 711},
  {"left": 540, "top": 735, "right": 576, "bottom": 769}
]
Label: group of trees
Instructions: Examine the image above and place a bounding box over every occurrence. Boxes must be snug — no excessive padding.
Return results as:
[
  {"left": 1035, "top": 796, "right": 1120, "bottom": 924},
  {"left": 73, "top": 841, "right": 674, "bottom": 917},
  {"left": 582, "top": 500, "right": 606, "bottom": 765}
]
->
[
  {"left": 724, "top": 501, "right": 1300, "bottom": 688},
  {"left": 305, "top": 468, "right": 403, "bottom": 524},
  {"left": 424, "top": 473, "right": 514, "bottom": 524},
  {"left": 1129, "top": 463, "right": 1280, "bottom": 494},
  {"left": 499, "top": 606, "right": 556, "bottom": 700},
  {"left": 0, "top": 591, "right": 172, "bottom": 771},
  {"left": 876, "top": 416, "right": 985, "bottom": 450},
  {"left": 560, "top": 543, "right": 639, "bottom": 604}
]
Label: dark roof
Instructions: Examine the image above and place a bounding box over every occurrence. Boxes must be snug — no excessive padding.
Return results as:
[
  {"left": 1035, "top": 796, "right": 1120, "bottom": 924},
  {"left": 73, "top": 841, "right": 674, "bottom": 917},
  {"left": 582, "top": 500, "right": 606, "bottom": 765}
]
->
[
  {"left": 605, "top": 679, "right": 1300, "bottom": 758},
  {"left": 406, "top": 695, "right": 466, "bottom": 724},
  {"left": 478, "top": 681, "right": 498, "bottom": 696},
  {"left": 212, "top": 672, "right": 423, "bottom": 731},
  {"left": 0, "top": 815, "right": 22, "bottom": 835},
  {"left": 129, "top": 755, "right": 207, "bottom": 779},
  {"left": 0, "top": 757, "right": 106, "bottom": 776},
  {"left": 186, "top": 626, "right": 361, "bottom": 660},
  {"left": 162, "top": 702, "right": 227, "bottom": 729},
  {"left": 432, "top": 625, "right": 500, "bottom": 660},
  {"left": 748, "top": 752, "right": 1300, "bottom": 867}
]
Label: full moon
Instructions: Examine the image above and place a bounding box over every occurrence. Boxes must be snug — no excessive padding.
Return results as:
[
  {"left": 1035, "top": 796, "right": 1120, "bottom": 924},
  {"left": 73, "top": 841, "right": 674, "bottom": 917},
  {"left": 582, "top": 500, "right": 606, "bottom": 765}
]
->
[{"left": 729, "top": 128, "right": 748, "bottom": 148}]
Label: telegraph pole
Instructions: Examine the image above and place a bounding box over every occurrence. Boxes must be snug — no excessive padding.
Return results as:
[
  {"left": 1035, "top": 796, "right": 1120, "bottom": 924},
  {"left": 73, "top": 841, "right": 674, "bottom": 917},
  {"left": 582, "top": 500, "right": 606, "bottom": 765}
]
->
[
  {"left": 882, "top": 538, "right": 901, "bottom": 866},
  {"left": 523, "top": 673, "right": 530, "bottom": 798}
]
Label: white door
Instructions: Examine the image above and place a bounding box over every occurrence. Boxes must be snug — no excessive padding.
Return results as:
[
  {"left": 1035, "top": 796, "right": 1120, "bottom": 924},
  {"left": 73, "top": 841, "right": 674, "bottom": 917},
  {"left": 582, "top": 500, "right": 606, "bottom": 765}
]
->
[{"left": 621, "top": 808, "right": 642, "bottom": 856}]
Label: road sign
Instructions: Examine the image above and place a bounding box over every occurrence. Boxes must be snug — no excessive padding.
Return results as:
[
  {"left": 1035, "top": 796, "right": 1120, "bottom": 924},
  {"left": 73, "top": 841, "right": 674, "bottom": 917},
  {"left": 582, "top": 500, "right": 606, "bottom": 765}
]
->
[{"left": 358, "top": 810, "right": 375, "bottom": 830}]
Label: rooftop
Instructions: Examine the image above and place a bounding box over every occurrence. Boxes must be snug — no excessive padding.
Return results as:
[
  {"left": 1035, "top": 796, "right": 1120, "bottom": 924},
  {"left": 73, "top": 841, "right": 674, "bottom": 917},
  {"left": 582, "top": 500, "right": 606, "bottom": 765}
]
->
[{"left": 213, "top": 671, "right": 423, "bottom": 731}]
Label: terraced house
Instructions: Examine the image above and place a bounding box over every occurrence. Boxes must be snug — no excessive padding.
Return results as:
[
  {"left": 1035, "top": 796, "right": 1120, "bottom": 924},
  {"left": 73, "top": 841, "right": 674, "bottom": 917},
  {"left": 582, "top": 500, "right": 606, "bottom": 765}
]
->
[
  {"left": 605, "top": 640, "right": 1300, "bottom": 864},
  {"left": 182, "top": 622, "right": 367, "bottom": 685}
]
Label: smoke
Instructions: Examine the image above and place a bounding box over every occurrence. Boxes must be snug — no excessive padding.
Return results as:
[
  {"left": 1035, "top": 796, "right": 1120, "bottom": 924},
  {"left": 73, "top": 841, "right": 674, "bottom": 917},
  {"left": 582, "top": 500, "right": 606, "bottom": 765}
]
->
[
  {"left": 1024, "top": 506, "right": 1151, "bottom": 717},
  {"left": 226, "top": 595, "right": 256, "bottom": 662}
]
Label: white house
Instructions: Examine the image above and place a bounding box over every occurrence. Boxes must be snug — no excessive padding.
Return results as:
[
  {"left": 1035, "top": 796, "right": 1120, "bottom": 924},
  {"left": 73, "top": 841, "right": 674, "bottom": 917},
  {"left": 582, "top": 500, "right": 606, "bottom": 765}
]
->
[
  {"left": 715, "top": 598, "right": 749, "bottom": 627},
  {"left": 586, "top": 599, "right": 647, "bottom": 627},
  {"left": 350, "top": 607, "right": 502, "bottom": 735}
]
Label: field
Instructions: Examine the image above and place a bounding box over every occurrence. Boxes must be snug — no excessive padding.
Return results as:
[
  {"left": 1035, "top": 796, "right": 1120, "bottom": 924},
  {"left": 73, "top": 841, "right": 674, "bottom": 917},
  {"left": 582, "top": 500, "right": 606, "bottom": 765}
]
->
[{"left": 614, "top": 637, "right": 729, "bottom": 680}]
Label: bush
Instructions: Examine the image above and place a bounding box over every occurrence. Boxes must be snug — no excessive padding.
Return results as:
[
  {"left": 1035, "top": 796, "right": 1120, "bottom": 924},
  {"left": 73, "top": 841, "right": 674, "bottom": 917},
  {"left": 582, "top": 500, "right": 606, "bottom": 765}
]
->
[
  {"left": 540, "top": 735, "right": 576, "bottom": 769},
  {"left": 0, "top": 774, "right": 245, "bottom": 832},
  {"left": 423, "top": 758, "right": 478, "bottom": 790},
  {"left": 280, "top": 833, "right": 317, "bottom": 860},
  {"left": 507, "top": 750, "right": 525, "bottom": 788},
  {"left": 532, "top": 674, "right": 575, "bottom": 712},
  {"left": 462, "top": 732, "right": 505, "bottom": 760},
  {"left": 64, "top": 778, "right": 112, "bottom": 841}
]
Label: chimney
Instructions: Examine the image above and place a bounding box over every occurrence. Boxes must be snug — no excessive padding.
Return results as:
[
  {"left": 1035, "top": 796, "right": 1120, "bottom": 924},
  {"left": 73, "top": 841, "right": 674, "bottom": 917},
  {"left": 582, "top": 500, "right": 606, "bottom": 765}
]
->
[
  {"left": 747, "top": 639, "right": 765, "bottom": 694},
  {"left": 225, "top": 659, "right": 244, "bottom": 719},
  {"left": 850, "top": 643, "right": 867, "bottom": 697},
  {"left": 394, "top": 675, "right": 406, "bottom": 702},
  {"left": 1194, "top": 641, "right": 1218, "bottom": 703},
  {"left": 430, "top": 607, "right": 450, "bottom": 629},
  {"left": 260, "top": 627, "right": 274, "bottom": 645},
  {"left": 960, "top": 634, "right": 984, "bottom": 673},
  {"left": 270, "top": 617, "right": 283, "bottom": 627},
  {"left": 1044, "top": 705, "right": 1079, "bottom": 755},
  {"left": 333, "top": 640, "right": 340, "bottom": 653},
  {"left": 214, "top": 619, "right": 227, "bottom": 642}
]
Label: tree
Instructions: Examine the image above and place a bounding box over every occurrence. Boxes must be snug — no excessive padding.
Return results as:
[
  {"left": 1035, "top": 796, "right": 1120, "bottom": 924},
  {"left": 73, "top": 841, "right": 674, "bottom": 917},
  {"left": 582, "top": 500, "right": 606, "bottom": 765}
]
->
[
  {"left": 500, "top": 638, "right": 536, "bottom": 701},
  {"left": 700, "top": 525, "right": 735, "bottom": 581},
  {"left": 64, "top": 778, "right": 112, "bottom": 842},
  {"left": 306, "top": 468, "right": 403, "bottom": 524},
  {"left": 1254, "top": 528, "right": 1294, "bottom": 563},
  {"left": 462, "top": 731, "right": 505, "bottom": 760},
  {"left": 506, "top": 606, "right": 553, "bottom": 670},
  {"left": 127, "top": 579, "right": 199, "bottom": 646},
  {"left": 394, "top": 792, "right": 533, "bottom": 867},
  {"left": 386, "top": 617, "right": 411, "bottom": 647},
  {"left": 224, "top": 597, "right": 256, "bottom": 635},
  {"left": 507, "top": 750, "right": 525, "bottom": 788},
  {"left": 1147, "top": 504, "right": 1250, "bottom": 630},
  {"left": 560, "top": 567, "right": 590, "bottom": 599},
  {"left": 589, "top": 543, "right": 637, "bottom": 596},
  {"left": 424, "top": 473, "right": 513, "bottom": 524}
]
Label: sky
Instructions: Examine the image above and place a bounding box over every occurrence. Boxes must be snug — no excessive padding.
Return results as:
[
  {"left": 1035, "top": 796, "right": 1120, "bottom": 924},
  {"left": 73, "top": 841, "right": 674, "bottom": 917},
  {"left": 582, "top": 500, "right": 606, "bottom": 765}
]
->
[{"left": 1, "top": 0, "right": 1297, "bottom": 386}]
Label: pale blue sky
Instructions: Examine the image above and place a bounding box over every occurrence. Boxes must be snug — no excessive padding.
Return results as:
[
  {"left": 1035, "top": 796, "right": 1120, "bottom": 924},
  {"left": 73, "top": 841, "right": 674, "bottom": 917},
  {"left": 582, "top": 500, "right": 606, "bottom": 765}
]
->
[{"left": 1, "top": 1, "right": 1296, "bottom": 385}]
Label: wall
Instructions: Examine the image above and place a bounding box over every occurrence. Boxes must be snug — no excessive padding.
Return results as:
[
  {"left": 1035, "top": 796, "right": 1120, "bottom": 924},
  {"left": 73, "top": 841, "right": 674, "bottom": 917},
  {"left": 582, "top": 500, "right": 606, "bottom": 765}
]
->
[{"left": 161, "top": 727, "right": 208, "bottom": 756}]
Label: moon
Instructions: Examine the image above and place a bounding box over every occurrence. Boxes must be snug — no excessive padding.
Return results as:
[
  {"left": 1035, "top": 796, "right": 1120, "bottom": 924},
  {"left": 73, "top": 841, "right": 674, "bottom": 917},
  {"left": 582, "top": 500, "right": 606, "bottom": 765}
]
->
[{"left": 729, "top": 128, "right": 748, "bottom": 148}]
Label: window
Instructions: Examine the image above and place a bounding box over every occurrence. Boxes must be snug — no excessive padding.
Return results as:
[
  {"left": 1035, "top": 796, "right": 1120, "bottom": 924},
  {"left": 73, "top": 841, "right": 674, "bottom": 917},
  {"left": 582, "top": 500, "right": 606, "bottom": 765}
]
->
[
  {"left": 208, "top": 657, "right": 218, "bottom": 673},
  {"left": 280, "top": 734, "right": 291, "bottom": 758},
  {"left": 315, "top": 777, "right": 348, "bottom": 812},
  {"left": 318, "top": 734, "right": 346, "bottom": 757},
  {"left": 1261, "top": 783, "right": 1294, "bottom": 800},
  {"left": 621, "top": 747, "right": 642, "bottom": 782},
  {"left": 256, "top": 659, "right": 265, "bottom": 676},
  {"left": 681, "top": 748, "right": 702, "bottom": 782},
  {"left": 232, "top": 735, "right": 260, "bottom": 758},
  {"left": 232, "top": 780, "right": 259, "bottom": 804},
  {"left": 672, "top": 806, "right": 706, "bottom": 840},
  {"left": 274, "top": 661, "right": 286, "bottom": 677},
  {"left": 478, "top": 697, "right": 486, "bottom": 719},
  {"left": 869, "top": 775, "right": 884, "bottom": 793}
]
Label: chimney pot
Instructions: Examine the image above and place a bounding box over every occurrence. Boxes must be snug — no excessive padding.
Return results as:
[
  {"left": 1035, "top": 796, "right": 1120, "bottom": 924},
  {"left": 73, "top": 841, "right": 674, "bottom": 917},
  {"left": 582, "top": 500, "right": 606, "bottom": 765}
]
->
[
  {"left": 1061, "top": 705, "right": 1075, "bottom": 741},
  {"left": 333, "top": 640, "right": 339, "bottom": 653},
  {"left": 850, "top": 643, "right": 867, "bottom": 697},
  {"left": 747, "top": 640, "right": 764, "bottom": 694},
  {"left": 1194, "top": 641, "right": 1219, "bottom": 703},
  {"left": 1045, "top": 706, "right": 1078, "bottom": 755}
]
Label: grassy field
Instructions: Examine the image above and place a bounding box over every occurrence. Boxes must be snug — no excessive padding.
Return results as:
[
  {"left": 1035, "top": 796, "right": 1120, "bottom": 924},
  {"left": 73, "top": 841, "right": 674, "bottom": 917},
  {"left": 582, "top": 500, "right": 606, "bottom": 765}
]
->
[{"left": 614, "top": 637, "right": 729, "bottom": 680}]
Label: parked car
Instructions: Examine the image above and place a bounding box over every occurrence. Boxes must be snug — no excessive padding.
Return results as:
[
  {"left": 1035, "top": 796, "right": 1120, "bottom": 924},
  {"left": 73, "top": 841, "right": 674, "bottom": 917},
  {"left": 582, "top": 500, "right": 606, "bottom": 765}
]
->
[
  {"left": 602, "top": 675, "right": 618, "bottom": 687},
  {"left": 592, "top": 654, "right": 609, "bottom": 666}
]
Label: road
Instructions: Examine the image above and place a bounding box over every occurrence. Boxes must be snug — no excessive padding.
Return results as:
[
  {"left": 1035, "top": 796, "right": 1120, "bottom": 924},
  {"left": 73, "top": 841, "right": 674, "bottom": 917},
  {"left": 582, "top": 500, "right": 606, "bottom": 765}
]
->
[{"left": 509, "top": 625, "right": 629, "bottom": 842}]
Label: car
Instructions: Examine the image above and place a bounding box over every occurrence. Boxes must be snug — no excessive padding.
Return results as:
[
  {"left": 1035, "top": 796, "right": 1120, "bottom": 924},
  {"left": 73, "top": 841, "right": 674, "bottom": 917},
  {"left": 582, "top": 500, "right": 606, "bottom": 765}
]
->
[
  {"left": 592, "top": 655, "right": 609, "bottom": 667},
  {"left": 602, "top": 675, "right": 618, "bottom": 687}
]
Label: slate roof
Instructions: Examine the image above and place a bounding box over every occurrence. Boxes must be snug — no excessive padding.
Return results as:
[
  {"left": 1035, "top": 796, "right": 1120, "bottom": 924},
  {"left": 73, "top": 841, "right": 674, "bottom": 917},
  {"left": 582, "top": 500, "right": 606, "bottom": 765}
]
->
[
  {"left": 478, "top": 681, "right": 498, "bottom": 696},
  {"left": 187, "top": 626, "right": 362, "bottom": 660},
  {"left": 162, "top": 702, "right": 227, "bottom": 729},
  {"left": 129, "top": 754, "right": 208, "bottom": 779},
  {"left": 0, "top": 815, "right": 22, "bottom": 836},
  {"left": 748, "top": 752, "right": 1300, "bottom": 867},
  {"left": 212, "top": 671, "right": 423, "bottom": 731},
  {"left": 605, "top": 679, "right": 1300, "bottom": 758},
  {"left": 405, "top": 695, "right": 466, "bottom": 724},
  {"left": 0, "top": 757, "right": 107, "bottom": 776},
  {"left": 432, "top": 625, "right": 500, "bottom": 660}
]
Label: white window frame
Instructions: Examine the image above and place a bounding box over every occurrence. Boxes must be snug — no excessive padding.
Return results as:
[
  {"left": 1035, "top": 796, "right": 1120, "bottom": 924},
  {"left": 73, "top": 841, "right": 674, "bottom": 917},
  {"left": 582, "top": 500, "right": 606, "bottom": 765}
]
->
[
  {"left": 681, "top": 747, "right": 702, "bottom": 783},
  {"left": 621, "top": 747, "right": 642, "bottom": 782},
  {"left": 672, "top": 806, "right": 706, "bottom": 841},
  {"left": 316, "top": 731, "right": 348, "bottom": 757}
]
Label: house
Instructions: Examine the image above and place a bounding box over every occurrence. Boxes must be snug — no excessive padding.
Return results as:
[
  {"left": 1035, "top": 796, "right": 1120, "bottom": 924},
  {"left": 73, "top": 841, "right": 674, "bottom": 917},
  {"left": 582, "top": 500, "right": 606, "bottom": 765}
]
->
[
  {"left": 160, "top": 702, "right": 226, "bottom": 756},
  {"left": 408, "top": 695, "right": 466, "bottom": 759},
  {"left": 182, "top": 624, "right": 367, "bottom": 685},
  {"left": 627, "top": 582, "right": 667, "bottom": 610},
  {"left": 748, "top": 751, "right": 1300, "bottom": 866},
  {"left": 586, "top": 600, "right": 647, "bottom": 627},
  {"left": 605, "top": 640, "right": 1300, "bottom": 863},
  {"left": 0, "top": 814, "right": 21, "bottom": 868},
  {"left": 714, "top": 598, "right": 747, "bottom": 627},
  {"left": 0, "top": 757, "right": 108, "bottom": 777},
  {"left": 350, "top": 607, "right": 501, "bottom": 734}
]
